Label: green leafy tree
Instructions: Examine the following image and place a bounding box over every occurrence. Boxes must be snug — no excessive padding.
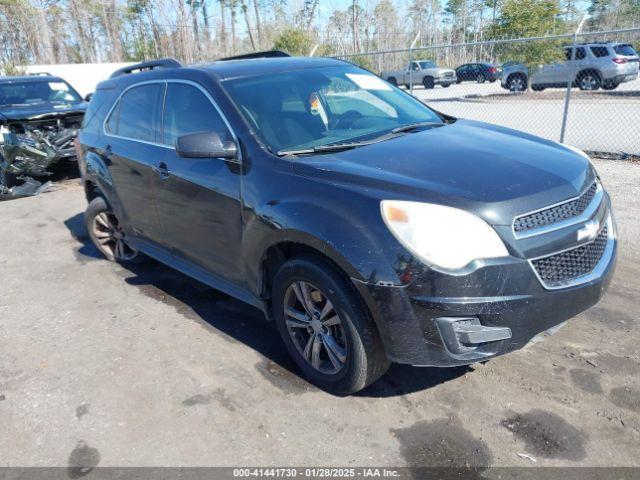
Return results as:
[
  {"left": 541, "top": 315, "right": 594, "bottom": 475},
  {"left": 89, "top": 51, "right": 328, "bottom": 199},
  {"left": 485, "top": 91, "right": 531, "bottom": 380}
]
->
[
  {"left": 273, "top": 28, "right": 313, "bottom": 56},
  {"left": 489, "top": 0, "right": 565, "bottom": 67}
]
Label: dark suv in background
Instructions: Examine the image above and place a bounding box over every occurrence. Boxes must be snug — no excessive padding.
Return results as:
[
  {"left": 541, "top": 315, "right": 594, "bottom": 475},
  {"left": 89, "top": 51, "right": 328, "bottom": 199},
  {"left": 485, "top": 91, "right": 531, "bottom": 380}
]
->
[{"left": 77, "top": 53, "right": 616, "bottom": 394}]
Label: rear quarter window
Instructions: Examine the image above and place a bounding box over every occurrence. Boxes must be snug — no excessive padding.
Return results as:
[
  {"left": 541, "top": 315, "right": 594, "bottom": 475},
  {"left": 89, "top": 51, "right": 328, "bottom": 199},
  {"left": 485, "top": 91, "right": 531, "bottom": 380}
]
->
[
  {"left": 614, "top": 44, "right": 638, "bottom": 56},
  {"left": 82, "top": 89, "right": 115, "bottom": 134}
]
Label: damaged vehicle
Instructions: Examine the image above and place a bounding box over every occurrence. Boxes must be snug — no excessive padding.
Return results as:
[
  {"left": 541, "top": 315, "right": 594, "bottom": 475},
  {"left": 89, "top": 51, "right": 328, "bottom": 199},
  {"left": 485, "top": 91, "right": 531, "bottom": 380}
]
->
[
  {"left": 0, "top": 75, "right": 86, "bottom": 191},
  {"left": 77, "top": 55, "right": 616, "bottom": 395}
]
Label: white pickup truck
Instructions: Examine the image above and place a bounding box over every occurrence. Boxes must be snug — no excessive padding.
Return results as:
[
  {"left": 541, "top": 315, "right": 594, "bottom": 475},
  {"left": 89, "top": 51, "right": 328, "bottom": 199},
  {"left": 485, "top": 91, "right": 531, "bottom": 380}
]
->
[{"left": 381, "top": 61, "right": 457, "bottom": 89}]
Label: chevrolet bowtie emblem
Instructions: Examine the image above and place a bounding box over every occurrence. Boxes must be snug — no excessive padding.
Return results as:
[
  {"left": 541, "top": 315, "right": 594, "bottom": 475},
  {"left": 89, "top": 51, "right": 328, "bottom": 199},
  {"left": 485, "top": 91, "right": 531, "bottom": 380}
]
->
[{"left": 577, "top": 219, "right": 600, "bottom": 242}]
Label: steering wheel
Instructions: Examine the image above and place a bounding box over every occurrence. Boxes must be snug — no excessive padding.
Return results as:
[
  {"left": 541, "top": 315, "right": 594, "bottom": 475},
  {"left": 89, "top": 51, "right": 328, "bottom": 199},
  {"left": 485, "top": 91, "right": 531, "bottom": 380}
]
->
[{"left": 333, "top": 110, "right": 363, "bottom": 129}]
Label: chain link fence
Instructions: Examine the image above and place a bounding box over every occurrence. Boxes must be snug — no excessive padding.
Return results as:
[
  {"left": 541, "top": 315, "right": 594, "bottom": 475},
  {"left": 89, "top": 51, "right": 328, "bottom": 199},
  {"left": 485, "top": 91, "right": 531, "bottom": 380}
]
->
[{"left": 331, "top": 27, "right": 640, "bottom": 156}]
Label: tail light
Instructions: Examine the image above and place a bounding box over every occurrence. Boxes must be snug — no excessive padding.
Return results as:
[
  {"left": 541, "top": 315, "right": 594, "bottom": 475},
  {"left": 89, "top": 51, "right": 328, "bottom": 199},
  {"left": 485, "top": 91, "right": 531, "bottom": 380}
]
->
[
  {"left": 612, "top": 58, "right": 628, "bottom": 64},
  {"left": 488, "top": 67, "right": 497, "bottom": 73}
]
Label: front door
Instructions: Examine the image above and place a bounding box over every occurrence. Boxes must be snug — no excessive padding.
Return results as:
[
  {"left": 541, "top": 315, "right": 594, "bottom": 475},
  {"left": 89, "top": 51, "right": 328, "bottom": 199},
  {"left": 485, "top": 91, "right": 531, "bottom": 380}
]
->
[{"left": 153, "top": 81, "right": 244, "bottom": 286}]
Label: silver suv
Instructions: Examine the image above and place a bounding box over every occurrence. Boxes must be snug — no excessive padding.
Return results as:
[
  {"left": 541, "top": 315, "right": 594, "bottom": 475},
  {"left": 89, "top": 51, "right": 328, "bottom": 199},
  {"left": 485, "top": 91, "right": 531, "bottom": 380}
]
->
[{"left": 501, "top": 42, "right": 639, "bottom": 92}]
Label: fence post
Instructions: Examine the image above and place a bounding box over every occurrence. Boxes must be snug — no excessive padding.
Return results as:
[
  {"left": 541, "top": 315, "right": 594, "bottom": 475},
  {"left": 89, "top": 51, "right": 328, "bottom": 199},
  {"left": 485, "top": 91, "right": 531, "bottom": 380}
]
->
[
  {"left": 560, "top": 14, "right": 589, "bottom": 144},
  {"left": 409, "top": 32, "right": 420, "bottom": 95}
]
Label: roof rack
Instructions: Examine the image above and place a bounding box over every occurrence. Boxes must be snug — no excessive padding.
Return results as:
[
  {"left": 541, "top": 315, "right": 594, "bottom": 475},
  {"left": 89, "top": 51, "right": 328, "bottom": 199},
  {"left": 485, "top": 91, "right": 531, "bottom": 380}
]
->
[
  {"left": 110, "top": 58, "right": 182, "bottom": 78},
  {"left": 28, "top": 72, "right": 52, "bottom": 76},
  {"left": 219, "top": 50, "right": 291, "bottom": 61}
]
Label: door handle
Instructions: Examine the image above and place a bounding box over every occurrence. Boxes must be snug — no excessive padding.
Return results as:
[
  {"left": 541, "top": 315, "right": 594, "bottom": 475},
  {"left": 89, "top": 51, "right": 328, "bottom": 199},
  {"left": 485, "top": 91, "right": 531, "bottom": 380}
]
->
[{"left": 152, "top": 162, "right": 170, "bottom": 179}]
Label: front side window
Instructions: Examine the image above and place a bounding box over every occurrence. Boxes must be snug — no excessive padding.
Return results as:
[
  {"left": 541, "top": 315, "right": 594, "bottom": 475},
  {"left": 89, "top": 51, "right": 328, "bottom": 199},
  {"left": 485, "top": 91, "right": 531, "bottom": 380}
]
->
[
  {"left": 418, "top": 61, "right": 436, "bottom": 69},
  {"left": 106, "top": 83, "right": 162, "bottom": 142},
  {"left": 222, "top": 66, "right": 444, "bottom": 154},
  {"left": 161, "top": 83, "right": 230, "bottom": 146},
  {"left": 0, "top": 80, "right": 82, "bottom": 106}
]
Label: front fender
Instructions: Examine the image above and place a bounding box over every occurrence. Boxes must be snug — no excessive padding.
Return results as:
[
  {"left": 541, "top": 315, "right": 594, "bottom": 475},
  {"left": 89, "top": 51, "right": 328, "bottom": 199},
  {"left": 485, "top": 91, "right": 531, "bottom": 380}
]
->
[{"left": 242, "top": 194, "right": 404, "bottom": 298}]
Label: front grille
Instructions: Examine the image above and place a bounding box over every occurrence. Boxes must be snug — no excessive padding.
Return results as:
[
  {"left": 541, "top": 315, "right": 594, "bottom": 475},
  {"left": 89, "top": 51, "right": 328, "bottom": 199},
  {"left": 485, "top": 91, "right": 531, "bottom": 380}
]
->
[
  {"left": 514, "top": 182, "right": 598, "bottom": 234},
  {"left": 531, "top": 224, "right": 608, "bottom": 286}
]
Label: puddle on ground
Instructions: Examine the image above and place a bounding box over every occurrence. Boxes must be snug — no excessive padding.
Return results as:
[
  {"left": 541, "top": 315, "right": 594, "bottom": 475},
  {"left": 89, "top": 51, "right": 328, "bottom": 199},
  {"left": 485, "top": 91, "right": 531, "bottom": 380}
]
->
[
  {"left": 501, "top": 409, "right": 586, "bottom": 460},
  {"left": 391, "top": 418, "right": 491, "bottom": 473},
  {"left": 569, "top": 368, "right": 603, "bottom": 394},
  {"left": 609, "top": 387, "right": 640, "bottom": 413},
  {"left": 67, "top": 440, "right": 100, "bottom": 479}
]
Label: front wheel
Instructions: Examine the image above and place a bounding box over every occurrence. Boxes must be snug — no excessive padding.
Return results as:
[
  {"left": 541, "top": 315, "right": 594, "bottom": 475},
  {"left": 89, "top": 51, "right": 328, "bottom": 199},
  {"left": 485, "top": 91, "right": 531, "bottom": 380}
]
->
[
  {"left": 85, "top": 196, "right": 139, "bottom": 262},
  {"left": 441, "top": 83, "right": 451, "bottom": 88},
  {"left": 422, "top": 76, "right": 435, "bottom": 89},
  {"left": 476, "top": 73, "right": 486, "bottom": 83},
  {"left": 272, "top": 256, "right": 389, "bottom": 395}
]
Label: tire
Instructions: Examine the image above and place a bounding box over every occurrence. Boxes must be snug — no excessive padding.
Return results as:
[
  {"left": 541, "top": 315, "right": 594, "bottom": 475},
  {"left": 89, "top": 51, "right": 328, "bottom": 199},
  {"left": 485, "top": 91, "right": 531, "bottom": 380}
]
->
[
  {"left": 578, "top": 70, "right": 601, "bottom": 91},
  {"left": 507, "top": 74, "right": 527, "bottom": 92},
  {"left": 272, "top": 256, "right": 390, "bottom": 395},
  {"left": 442, "top": 83, "right": 451, "bottom": 88},
  {"left": 476, "top": 73, "right": 486, "bottom": 83},
  {"left": 531, "top": 85, "right": 545, "bottom": 91},
  {"left": 84, "top": 196, "right": 139, "bottom": 263},
  {"left": 387, "top": 77, "right": 398, "bottom": 86},
  {"left": 602, "top": 80, "right": 619, "bottom": 90},
  {"left": 456, "top": 79, "right": 462, "bottom": 84},
  {"left": 422, "top": 76, "right": 435, "bottom": 89}
]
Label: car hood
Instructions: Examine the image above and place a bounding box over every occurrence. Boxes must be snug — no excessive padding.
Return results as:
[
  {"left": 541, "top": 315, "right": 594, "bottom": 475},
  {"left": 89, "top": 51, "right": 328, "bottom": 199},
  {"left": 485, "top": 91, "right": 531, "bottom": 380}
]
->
[
  {"left": 292, "top": 119, "right": 595, "bottom": 226},
  {"left": 0, "top": 102, "right": 87, "bottom": 122}
]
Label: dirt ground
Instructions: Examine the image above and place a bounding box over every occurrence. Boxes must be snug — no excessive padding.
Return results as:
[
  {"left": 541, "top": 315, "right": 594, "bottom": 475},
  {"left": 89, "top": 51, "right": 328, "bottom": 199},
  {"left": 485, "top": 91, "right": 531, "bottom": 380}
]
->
[{"left": 0, "top": 159, "right": 639, "bottom": 472}]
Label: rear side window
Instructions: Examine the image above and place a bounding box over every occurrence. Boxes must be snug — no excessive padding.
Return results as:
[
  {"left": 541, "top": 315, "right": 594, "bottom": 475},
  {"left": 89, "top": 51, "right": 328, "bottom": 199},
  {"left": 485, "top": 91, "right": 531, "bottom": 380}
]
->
[
  {"left": 161, "top": 83, "right": 230, "bottom": 146},
  {"left": 614, "top": 44, "right": 638, "bottom": 56},
  {"left": 590, "top": 46, "right": 609, "bottom": 58},
  {"left": 105, "top": 83, "right": 162, "bottom": 142}
]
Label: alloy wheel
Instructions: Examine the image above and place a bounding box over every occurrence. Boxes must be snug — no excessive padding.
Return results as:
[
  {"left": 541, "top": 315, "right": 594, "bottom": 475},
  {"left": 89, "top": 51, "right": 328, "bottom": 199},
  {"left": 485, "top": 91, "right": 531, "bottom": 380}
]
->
[
  {"left": 580, "top": 74, "right": 598, "bottom": 90},
  {"left": 283, "top": 281, "right": 347, "bottom": 375},
  {"left": 91, "top": 211, "right": 137, "bottom": 261},
  {"left": 510, "top": 77, "right": 525, "bottom": 92}
]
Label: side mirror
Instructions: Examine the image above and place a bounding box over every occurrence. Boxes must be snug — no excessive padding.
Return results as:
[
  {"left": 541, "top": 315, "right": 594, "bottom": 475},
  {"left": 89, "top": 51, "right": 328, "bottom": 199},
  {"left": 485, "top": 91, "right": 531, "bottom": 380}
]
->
[
  {"left": 176, "top": 131, "right": 238, "bottom": 160},
  {"left": 84, "top": 93, "right": 93, "bottom": 102}
]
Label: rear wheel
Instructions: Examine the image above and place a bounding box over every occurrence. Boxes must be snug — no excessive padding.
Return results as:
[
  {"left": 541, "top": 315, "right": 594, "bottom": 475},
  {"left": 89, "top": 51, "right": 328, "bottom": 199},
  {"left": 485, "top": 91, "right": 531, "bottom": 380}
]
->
[
  {"left": 422, "top": 76, "right": 435, "bottom": 89},
  {"left": 442, "top": 83, "right": 451, "bottom": 88},
  {"left": 387, "top": 77, "right": 398, "bottom": 86},
  {"left": 85, "top": 196, "right": 138, "bottom": 263},
  {"left": 602, "top": 80, "right": 620, "bottom": 90},
  {"left": 578, "top": 71, "right": 601, "bottom": 91},
  {"left": 272, "top": 256, "right": 389, "bottom": 395},
  {"left": 531, "top": 85, "right": 545, "bottom": 91},
  {"left": 476, "top": 73, "right": 486, "bottom": 83}
]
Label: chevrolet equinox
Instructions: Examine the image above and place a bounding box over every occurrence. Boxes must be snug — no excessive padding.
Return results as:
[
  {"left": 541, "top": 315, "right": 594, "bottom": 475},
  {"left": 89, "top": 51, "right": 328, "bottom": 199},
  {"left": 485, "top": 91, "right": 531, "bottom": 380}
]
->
[{"left": 77, "top": 53, "right": 617, "bottom": 394}]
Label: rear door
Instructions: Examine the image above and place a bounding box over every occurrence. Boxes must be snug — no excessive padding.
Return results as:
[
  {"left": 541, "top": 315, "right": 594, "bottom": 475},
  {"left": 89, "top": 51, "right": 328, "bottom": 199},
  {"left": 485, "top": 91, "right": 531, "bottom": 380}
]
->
[
  {"left": 104, "top": 82, "right": 166, "bottom": 251},
  {"left": 153, "top": 81, "right": 244, "bottom": 286}
]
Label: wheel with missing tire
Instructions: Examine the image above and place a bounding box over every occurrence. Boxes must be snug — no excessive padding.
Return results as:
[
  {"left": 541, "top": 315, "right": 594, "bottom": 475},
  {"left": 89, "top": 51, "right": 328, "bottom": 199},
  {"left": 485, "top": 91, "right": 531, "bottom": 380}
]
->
[
  {"left": 272, "top": 256, "right": 389, "bottom": 395},
  {"left": 85, "top": 196, "right": 139, "bottom": 263}
]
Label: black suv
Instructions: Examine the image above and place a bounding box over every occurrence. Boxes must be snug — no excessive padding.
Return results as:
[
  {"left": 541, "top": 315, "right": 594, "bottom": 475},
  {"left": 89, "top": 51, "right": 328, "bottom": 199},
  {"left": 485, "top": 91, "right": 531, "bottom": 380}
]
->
[{"left": 77, "top": 54, "right": 616, "bottom": 394}]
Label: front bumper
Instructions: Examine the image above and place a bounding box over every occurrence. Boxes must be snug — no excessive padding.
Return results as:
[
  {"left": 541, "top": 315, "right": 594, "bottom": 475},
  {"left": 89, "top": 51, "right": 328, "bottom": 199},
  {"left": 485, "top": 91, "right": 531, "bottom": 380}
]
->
[{"left": 352, "top": 232, "right": 617, "bottom": 367}]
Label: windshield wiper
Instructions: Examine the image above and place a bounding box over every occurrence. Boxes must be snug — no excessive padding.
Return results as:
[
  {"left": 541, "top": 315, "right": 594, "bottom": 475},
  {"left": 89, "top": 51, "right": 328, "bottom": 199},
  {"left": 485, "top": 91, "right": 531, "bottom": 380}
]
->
[
  {"left": 278, "top": 141, "right": 373, "bottom": 156},
  {"left": 391, "top": 121, "right": 445, "bottom": 134}
]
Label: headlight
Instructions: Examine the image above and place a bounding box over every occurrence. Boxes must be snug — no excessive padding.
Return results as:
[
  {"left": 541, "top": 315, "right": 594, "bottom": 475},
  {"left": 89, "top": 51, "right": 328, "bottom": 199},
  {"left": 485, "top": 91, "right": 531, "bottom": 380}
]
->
[{"left": 381, "top": 200, "right": 509, "bottom": 270}]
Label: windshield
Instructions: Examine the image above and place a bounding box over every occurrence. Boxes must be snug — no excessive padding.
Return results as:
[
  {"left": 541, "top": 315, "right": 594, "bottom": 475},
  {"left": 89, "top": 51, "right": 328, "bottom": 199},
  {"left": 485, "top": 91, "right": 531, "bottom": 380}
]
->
[
  {"left": 0, "top": 80, "right": 82, "bottom": 107},
  {"left": 222, "top": 66, "right": 444, "bottom": 154},
  {"left": 613, "top": 44, "right": 638, "bottom": 56},
  {"left": 418, "top": 61, "right": 437, "bottom": 69}
]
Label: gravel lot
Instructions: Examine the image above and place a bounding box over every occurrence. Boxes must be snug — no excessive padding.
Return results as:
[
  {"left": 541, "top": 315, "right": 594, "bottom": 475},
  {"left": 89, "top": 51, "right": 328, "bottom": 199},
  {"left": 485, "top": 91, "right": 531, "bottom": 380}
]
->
[{"left": 1, "top": 159, "right": 639, "bottom": 471}]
